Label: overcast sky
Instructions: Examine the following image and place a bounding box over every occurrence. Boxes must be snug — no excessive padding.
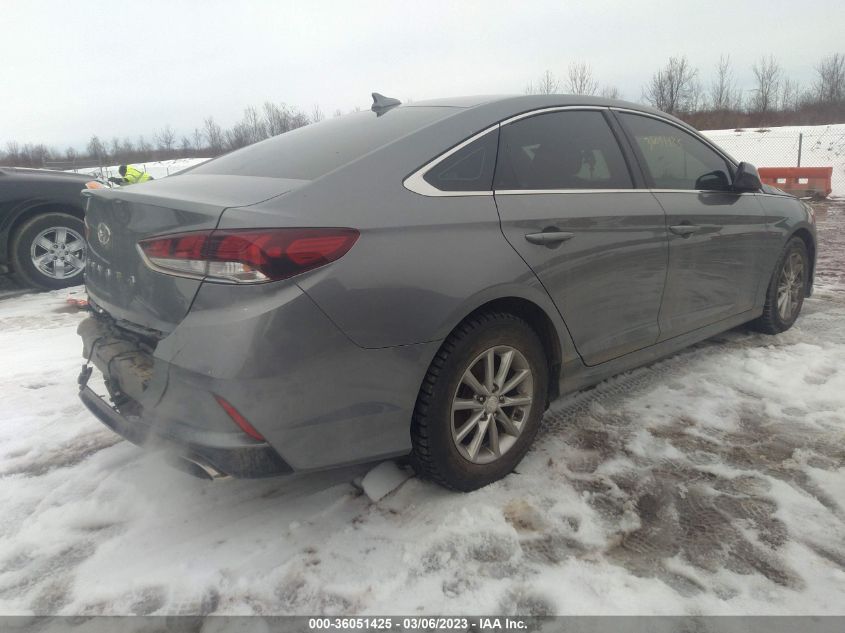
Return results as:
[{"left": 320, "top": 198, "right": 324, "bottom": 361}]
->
[{"left": 1, "top": 0, "right": 842, "bottom": 150}]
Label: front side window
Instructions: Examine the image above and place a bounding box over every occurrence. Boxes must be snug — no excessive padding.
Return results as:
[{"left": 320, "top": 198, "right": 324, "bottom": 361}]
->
[
  {"left": 423, "top": 129, "right": 498, "bottom": 192},
  {"left": 493, "top": 110, "right": 632, "bottom": 190},
  {"left": 618, "top": 113, "right": 733, "bottom": 191}
]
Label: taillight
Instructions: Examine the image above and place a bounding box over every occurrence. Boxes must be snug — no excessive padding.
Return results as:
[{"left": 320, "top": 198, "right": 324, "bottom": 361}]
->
[
  {"left": 137, "top": 227, "right": 359, "bottom": 283},
  {"left": 214, "top": 395, "right": 265, "bottom": 441}
]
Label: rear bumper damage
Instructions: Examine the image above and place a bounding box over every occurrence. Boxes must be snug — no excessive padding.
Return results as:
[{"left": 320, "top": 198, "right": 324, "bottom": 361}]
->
[
  {"left": 77, "top": 281, "right": 437, "bottom": 479},
  {"left": 78, "top": 384, "right": 291, "bottom": 479},
  {"left": 77, "top": 311, "right": 292, "bottom": 479}
]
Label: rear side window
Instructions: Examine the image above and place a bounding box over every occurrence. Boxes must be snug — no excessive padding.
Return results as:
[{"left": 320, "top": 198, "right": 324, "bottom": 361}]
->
[
  {"left": 423, "top": 129, "right": 498, "bottom": 192},
  {"left": 494, "top": 110, "right": 632, "bottom": 190},
  {"left": 190, "top": 107, "right": 455, "bottom": 181},
  {"left": 618, "top": 113, "right": 733, "bottom": 191}
]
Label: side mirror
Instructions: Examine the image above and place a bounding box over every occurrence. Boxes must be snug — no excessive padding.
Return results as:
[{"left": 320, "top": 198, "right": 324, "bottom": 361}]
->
[{"left": 733, "top": 162, "right": 762, "bottom": 192}]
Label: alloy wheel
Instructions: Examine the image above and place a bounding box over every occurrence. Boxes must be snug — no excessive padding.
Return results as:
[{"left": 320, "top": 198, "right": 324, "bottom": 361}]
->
[
  {"left": 30, "top": 226, "right": 86, "bottom": 281},
  {"left": 450, "top": 345, "right": 534, "bottom": 465},
  {"left": 776, "top": 250, "right": 804, "bottom": 321}
]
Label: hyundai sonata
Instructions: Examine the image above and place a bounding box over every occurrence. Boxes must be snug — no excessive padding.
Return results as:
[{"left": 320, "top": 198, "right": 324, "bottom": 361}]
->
[{"left": 77, "top": 93, "right": 816, "bottom": 490}]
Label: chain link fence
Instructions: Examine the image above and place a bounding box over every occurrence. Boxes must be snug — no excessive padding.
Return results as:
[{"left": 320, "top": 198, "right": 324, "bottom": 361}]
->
[{"left": 701, "top": 126, "right": 845, "bottom": 197}]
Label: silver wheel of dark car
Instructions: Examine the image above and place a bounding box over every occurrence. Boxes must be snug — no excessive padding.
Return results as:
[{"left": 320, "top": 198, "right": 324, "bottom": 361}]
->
[
  {"left": 451, "top": 346, "right": 533, "bottom": 465},
  {"left": 29, "top": 226, "right": 86, "bottom": 281},
  {"left": 11, "top": 212, "right": 87, "bottom": 290},
  {"left": 777, "top": 250, "right": 804, "bottom": 321}
]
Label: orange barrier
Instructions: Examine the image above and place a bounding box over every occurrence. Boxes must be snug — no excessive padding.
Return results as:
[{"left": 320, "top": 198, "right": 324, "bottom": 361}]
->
[{"left": 758, "top": 167, "right": 833, "bottom": 199}]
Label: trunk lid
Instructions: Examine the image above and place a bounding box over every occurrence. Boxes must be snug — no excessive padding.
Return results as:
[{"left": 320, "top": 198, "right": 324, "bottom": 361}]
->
[{"left": 83, "top": 174, "right": 306, "bottom": 332}]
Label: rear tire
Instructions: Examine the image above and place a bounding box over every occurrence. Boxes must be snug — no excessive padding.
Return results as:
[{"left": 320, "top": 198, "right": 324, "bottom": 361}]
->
[
  {"left": 411, "top": 311, "right": 548, "bottom": 491},
  {"left": 11, "top": 212, "right": 86, "bottom": 290},
  {"left": 751, "top": 237, "right": 808, "bottom": 335}
]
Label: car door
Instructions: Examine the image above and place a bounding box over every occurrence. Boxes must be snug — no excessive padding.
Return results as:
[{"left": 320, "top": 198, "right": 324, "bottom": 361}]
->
[
  {"left": 614, "top": 111, "right": 768, "bottom": 338},
  {"left": 493, "top": 108, "right": 669, "bottom": 366}
]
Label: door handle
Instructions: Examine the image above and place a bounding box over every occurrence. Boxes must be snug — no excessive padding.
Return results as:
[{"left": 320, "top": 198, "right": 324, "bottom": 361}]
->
[
  {"left": 525, "top": 231, "right": 575, "bottom": 245},
  {"left": 669, "top": 224, "right": 701, "bottom": 237}
]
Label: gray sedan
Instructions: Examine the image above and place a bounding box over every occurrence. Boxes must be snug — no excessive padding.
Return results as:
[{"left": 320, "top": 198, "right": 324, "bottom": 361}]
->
[{"left": 76, "top": 94, "right": 816, "bottom": 490}]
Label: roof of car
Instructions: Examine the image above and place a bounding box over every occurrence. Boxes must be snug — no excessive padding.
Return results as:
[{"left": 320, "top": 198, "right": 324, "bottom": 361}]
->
[
  {"left": 402, "top": 93, "right": 690, "bottom": 130},
  {"left": 0, "top": 166, "right": 92, "bottom": 180}
]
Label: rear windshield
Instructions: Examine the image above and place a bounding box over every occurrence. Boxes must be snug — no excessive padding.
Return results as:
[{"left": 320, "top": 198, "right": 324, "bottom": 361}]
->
[{"left": 190, "top": 107, "right": 455, "bottom": 180}]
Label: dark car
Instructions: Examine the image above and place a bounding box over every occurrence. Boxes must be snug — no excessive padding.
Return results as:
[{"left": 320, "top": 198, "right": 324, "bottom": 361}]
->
[
  {"left": 0, "top": 167, "right": 97, "bottom": 288},
  {"left": 76, "top": 94, "right": 816, "bottom": 490}
]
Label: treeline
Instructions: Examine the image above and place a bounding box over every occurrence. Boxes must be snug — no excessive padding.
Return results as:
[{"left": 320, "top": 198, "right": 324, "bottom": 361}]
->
[
  {"left": 2, "top": 52, "right": 844, "bottom": 169},
  {"left": 527, "top": 52, "right": 845, "bottom": 129},
  {"left": 0, "top": 101, "right": 328, "bottom": 169}
]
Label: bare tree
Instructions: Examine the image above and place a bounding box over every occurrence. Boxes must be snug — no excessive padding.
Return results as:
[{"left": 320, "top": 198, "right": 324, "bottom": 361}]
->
[
  {"left": 780, "top": 78, "right": 802, "bottom": 111},
  {"left": 600, "top": 85, "right": 621, "bottom": 100},
  {"left": 155, "top": 124, "right": 176, "bottom": 154},
  {"left": 643, "top": 56, "right": 699, "bottom": 114},
  {"left": 137, "top": 135, "right": 152, "bottom": 158},
  {"left": 65, "top": 147, "right": 77, "bottom": 162},
  {"left": 87, "top": 135, "right": 106, "bottom": 164},
  {"left": 179, "top": 135, "right": 193, "bottom": 156},
  {"left": 109, "top": 137, "right": 122, "bottom": 162},
  {"left": 709, "top": 54, "right": 740, "bottom": 110},
  {"left": 311, "top": 104, "right": 324, "bottom": 123},
  {"left": 29, "top": 144, "right": 53, "bottom": 166},
  {"left": 192, "top": 128, "right": 204, "bottom": 153},
  {"left": 263, "top": 102, "right": 288, "bottom": 136},
  {"left": 203, "top": 117, "right": 224, "bottom": 155},
  {"left": 814, "top": 53, "right": 845, "bottom": 104},
  {"left": 333, "top": 108, "right": 343, "bottom": 118},
  {"left": 242, "top": 106, "right": 267, "bottom": 144},
  {"left": 225, "top": 123, "right": 251, "bottom": 150},
  {"left": 5, "top": 141, "right": 20, "bottom": 164},
  {"left": 567, "top": 61, "right": 598, "bottom": 95},
  {"left": 526, "top": 69, "right": 560, "bottom": 95},
  {"left": 290, "top": 109, "right": 310, "bottom": 129},
  {"left": 750, "top": 55, "right": 781, "bottom": 114}
]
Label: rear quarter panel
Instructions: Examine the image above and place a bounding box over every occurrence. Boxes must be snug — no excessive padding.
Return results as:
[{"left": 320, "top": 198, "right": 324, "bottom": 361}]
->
[{"left": 218, "top": 111, "right": 575, "bottom": 358}]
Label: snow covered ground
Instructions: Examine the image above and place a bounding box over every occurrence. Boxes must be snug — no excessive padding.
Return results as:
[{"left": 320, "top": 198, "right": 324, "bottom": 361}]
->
[
  {"left": 0, "top": 204, "right": 843, "bottom": 616},
  {"left": 702, "top": 124, "right": 845, "bottom": 198}
]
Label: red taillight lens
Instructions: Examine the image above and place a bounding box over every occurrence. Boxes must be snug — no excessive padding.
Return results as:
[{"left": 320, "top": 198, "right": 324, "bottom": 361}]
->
[
  {"left": 138, "top": 227, "right": 359, "bottom": 283},
  {"left": 214, "top": 395, "right": 265, "bottom": 441}
]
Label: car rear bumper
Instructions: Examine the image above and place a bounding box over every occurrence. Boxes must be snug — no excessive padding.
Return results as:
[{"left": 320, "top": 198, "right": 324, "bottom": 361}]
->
[
  {"left": 78, "top": 383, "right": 292, "bottom": 479},
  {"left": 78, "top": 281, "right": 438, "bottom": 477}
]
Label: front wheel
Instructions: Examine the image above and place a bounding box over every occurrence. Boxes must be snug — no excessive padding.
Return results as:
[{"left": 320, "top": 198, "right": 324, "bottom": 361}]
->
[
  {"left": 11, "top": 212, "right": 86, "bottom": 290},
  {"left": 411, "top": 312, "right": 548, "bottom": 491},
  {"left": 751, "top": 236, "right": 809, "bottom": 335}
]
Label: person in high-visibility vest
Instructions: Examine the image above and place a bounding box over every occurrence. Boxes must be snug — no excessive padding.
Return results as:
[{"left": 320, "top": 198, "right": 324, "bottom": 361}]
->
[{"left": 109, "top": 165, "right": 153, "bottom": 185}]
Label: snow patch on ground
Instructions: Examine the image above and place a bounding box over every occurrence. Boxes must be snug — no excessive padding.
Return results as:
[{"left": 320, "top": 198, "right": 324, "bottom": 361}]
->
[
  {"left": 360, "top": 461, "right": 412, "bottom": 502},
  {"left": 0, "top": 204, "right": 843, "bottom": 615}
]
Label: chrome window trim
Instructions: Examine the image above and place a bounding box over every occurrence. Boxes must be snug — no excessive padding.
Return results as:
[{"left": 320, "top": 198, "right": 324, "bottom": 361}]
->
[
  {"left": 402, "top": 105, "right": 751, "bottom": 198},
  {"left": 402, "top": 124, "right": 500, "bottom": 197},
  {"left": 493, "top": 189, "right": 759, "bottom": 196},
  {"left": 403, "top": 105, "right": 611, "bottom": 197},
  {"left": 494, "top": 188, "right": 643, "bottom": 195},
  {"left": 499, "top": 104, "right": 608, "bottom": 124},
  {"left": 649, "top": 188, "right": 754, "bottom": 195}
]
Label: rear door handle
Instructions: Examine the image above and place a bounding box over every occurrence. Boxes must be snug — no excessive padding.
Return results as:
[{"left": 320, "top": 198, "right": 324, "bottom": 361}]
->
[
  {"left": 669, "top": 224, "right": 701, "bottom": 237},
  {"left": 525, "top": 231, "right": 575, "bottom": 245}
]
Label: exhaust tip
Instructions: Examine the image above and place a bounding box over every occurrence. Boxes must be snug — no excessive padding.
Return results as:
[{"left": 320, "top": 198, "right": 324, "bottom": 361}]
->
[{"left": 168, "top": 454, "right": 231, "bottom": 481}]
